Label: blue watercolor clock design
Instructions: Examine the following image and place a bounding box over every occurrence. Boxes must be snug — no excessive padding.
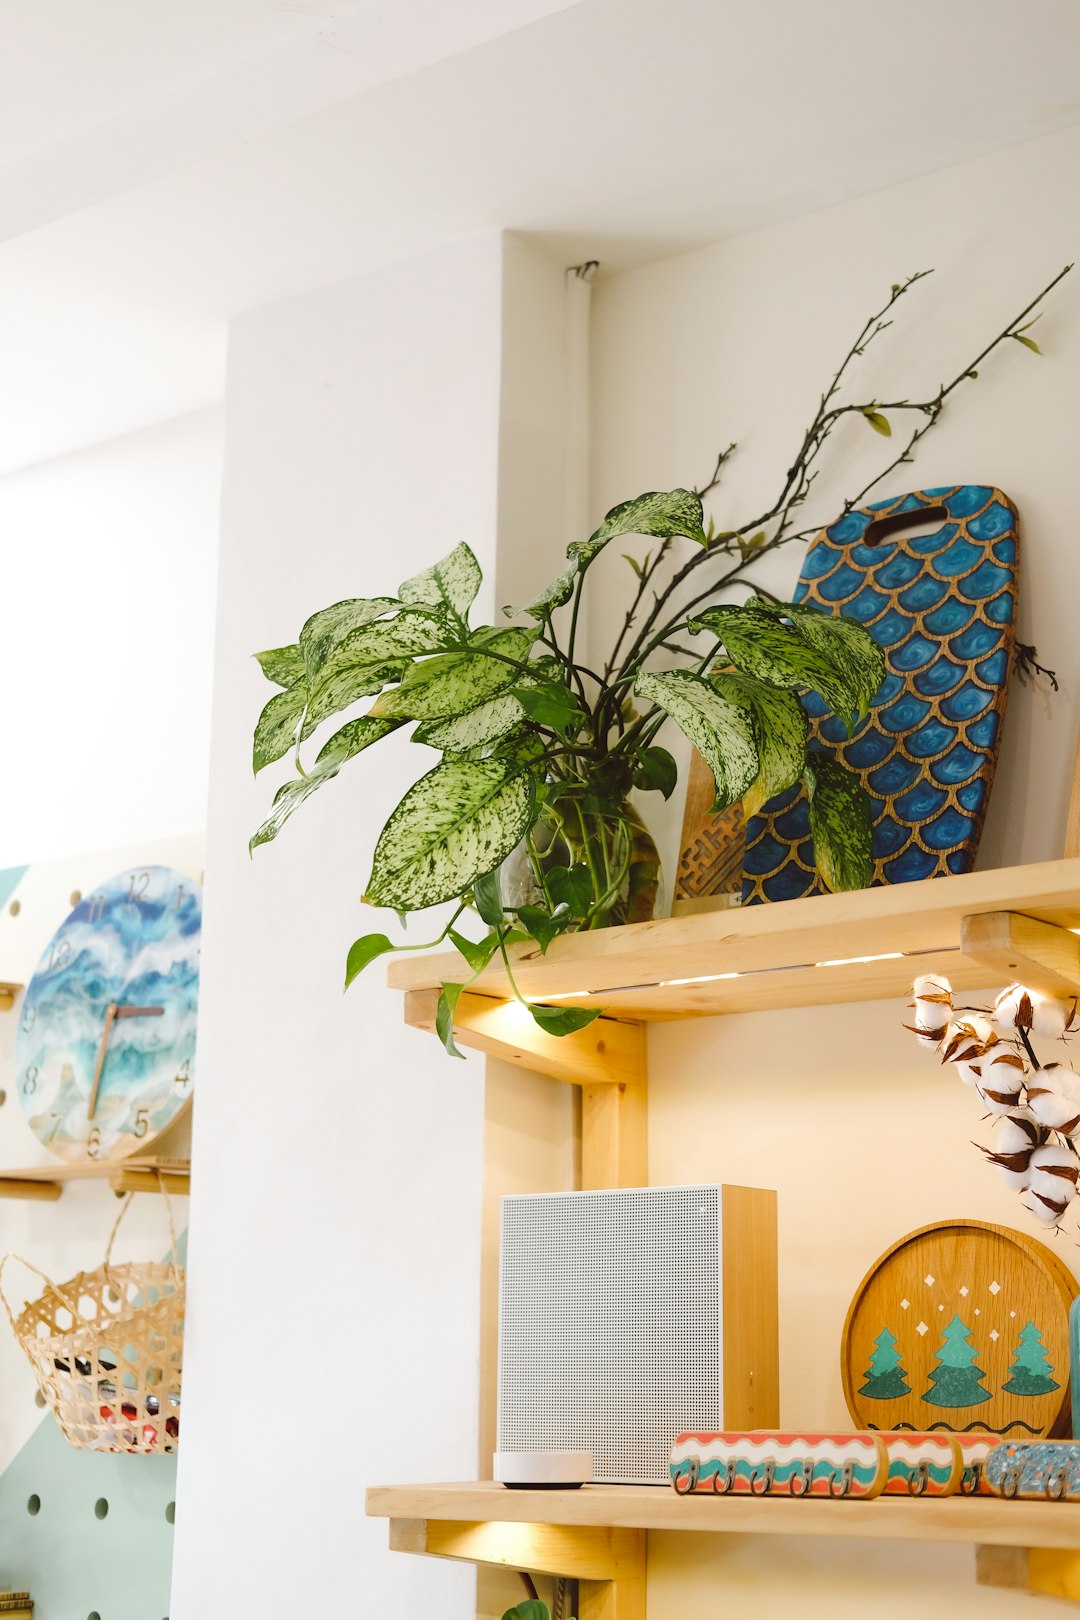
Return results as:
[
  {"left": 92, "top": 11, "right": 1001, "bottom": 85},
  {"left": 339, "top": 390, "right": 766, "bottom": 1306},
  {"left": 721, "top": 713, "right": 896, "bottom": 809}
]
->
[{"left": 14, "top": 866, "right": 200, "bottom": 1163}]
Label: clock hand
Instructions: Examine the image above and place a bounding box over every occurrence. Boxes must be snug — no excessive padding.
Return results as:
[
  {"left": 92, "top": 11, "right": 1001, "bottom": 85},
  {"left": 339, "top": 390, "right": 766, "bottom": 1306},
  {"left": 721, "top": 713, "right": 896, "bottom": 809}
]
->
[
  {"left": 87, "top": 1005, "right": 164, "bottom": 1119},
  {"left": 88, "top": 1003, "right": 118, "bottom": 1121}
]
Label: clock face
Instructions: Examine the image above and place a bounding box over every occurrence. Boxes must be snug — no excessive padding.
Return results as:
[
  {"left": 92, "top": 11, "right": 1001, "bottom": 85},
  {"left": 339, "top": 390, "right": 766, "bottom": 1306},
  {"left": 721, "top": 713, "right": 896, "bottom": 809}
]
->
[{"left": 14, "top": 865, "right": 201, "bottom": 1162}]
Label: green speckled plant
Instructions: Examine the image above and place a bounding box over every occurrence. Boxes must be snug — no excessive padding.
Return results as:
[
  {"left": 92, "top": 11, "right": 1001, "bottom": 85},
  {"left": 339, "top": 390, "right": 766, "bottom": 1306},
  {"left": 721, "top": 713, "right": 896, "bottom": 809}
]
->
[{"left": 249, "top": 266, "right": 1067, "bottom": 1052}]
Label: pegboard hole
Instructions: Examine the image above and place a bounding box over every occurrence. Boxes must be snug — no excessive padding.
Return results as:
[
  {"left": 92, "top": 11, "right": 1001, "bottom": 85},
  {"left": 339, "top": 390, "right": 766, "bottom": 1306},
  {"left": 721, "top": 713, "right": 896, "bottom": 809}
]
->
[
  {"left": 69, "top": 890, "right": 82, "bottom": 906},
  {"left": 8, "top": 899, "right": 19, "bottom": 916},
  {"left": 94, "top": 1497, "right": 109, "bottom": 1520},
  {"left": 165, "top": 1500, "right": 176, "bottom": 1524},
  {"left": 0, "top": 1090, "right": 6, "bottom": 1108},
  {"left": 26, "top": 1494, "right": 40, "bottom": 1515},
  {"left": 87, "top": 1612, "right": 101, "bottom": 1620},
  {"left": 33, "top": 1389, "right": 45, "bottom": 1408}
]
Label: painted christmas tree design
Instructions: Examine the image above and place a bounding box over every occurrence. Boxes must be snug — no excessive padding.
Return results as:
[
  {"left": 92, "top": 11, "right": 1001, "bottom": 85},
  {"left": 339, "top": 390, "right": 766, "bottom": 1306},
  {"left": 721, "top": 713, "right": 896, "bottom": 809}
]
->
[
  {"left": 859, "top": 1327, "right": 912, "bottom": 1400},
  {"left": 1002, "top": 1321, "right": 1059, "bottom": 1396},
  {"left": 922, "top": 1315, "right": 992, "bottom": 1409}
]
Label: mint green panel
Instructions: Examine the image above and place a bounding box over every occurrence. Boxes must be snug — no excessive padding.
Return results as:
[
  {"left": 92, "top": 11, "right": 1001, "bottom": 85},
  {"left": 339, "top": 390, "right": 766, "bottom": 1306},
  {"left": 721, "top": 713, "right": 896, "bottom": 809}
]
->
[
  {"left": 0, "top": 1416, "right": 176, "bottom": 1617},
  {"left": 0, "top": 867, "right": 28, "bottom": 912}
]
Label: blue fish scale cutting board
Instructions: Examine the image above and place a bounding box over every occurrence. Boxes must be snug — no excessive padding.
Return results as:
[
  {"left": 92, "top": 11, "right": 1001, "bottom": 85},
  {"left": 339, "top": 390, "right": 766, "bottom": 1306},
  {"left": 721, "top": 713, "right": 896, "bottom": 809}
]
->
[{"left": 741, "top": 485, "right": 1018, "bottom": 905}]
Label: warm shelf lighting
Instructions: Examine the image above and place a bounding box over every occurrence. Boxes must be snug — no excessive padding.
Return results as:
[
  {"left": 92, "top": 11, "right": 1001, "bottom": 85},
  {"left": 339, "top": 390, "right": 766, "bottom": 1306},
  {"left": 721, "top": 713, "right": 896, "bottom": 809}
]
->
[{"left": 815, "top": 952, "right": 905, "bottom": 968}]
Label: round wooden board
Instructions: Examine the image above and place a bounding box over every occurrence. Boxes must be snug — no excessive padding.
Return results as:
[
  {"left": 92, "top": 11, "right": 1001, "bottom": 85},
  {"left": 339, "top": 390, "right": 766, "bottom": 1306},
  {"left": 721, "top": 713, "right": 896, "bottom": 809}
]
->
[{"left": 841, "top": 1220, "right": 1077, "bottom": 1439}]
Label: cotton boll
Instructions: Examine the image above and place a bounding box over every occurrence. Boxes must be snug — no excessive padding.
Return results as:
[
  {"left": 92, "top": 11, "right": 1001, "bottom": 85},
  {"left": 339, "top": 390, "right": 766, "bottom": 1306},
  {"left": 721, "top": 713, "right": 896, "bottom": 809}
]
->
[
  {"left": 1027, "top": 1144, "right": 1080, "bottom": 1204},
  {"left": 1030, "top": 994, "right": 1080, "bottom": 1042},
  {"left": 1027, "top": 1064, "right": 1080, "bottom": 1134},
  {"left": 974, "top": 1050, "right": 1026, "bottom": 1114},
  {"left": 911, "top": 975, "right": 953, "bottom": 1036},
  {"left": 1020, "top": 1185, "right": 1070, "bottom": 1226},
  {"left": 994, "top": 985, "right": 1037, "bottom": 1032},
  {"left": 995, "top": 1113, "right": 1041, "bottom": 1153},
  {"left": 941, "top": 1019, "right": 998, "bottom": 1066}
]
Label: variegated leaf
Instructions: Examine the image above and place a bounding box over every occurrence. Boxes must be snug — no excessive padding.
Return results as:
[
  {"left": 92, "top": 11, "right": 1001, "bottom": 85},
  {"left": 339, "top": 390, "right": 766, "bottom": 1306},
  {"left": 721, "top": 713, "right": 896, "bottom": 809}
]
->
[
  {"left": 588, "top": 487, "right": 706, "bottom": 546},
  {"left": 804, "top": 754, "right": 873, "bottom": 892},
  {"left": 303, "top": 614, "right": 456, "bottom": 735},
  {"left": 399, "top": 542, "right": 482, "bottom": 621},
  {"left": 710, "top": 672, "right": 808, "bottom": 816},
  {"left": 413, "top": 690, "right": 525, "bottom": 754},
  {"left": 365, "top": 756, "right": 536, "bottom": 911},
  {"left": 506, "top": 490, "right": 705, "bottom": 620},
  {"left": 753, "top": 599, "right": 885, "bottom": 720},
  {"left": 299, "top": 597, "right": 397, "bottom": 673},
  {"left": 250, "top": 717, "right": 400, "bottom": 849},
  {"left": 690, "top": 604, "right": 863, "bottom": 725},
  {"left": 255, "top": 644, "right": 305, "bottom": 687},
  {"left": 635, "top": 668, "right": 757, "bottom": 812},
  {"left": 253, "top": 682, "right": 307, "bottom": 773},
  {"left": 370, "top": 627, "right": 536, "bottom": 722}
]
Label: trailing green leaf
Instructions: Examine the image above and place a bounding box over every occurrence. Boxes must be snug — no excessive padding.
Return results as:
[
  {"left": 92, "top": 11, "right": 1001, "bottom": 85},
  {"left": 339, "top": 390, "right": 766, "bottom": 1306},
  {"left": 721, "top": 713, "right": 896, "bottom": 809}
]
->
[
  {"left": 510, "top": 681, "right": 585, "bottom": 737},
  {"left": 634, "top": 669, "right": 757, "bottom": 812},
  {"left": 253, "top": 682, "right": 307, "bottom": 773},
  {"left": 447, "top": 927, "right": 502, "bottom": 974},
  {"left": 515, "top": 903, "right": 573, "bottom": 954},
  {"left": 436, "top": 982, "right": 466, "bottom": 1059},
  {"left": 804, "top": 754, "right": 874, "bottom": 892},
  {"left": 343, "top": 932, "right": 397, "bottom": 989},
  {"left": 546, "top": 863, "right": 593, "bottom": 918},
  {"left": 472, "top": 867, "right": 505, "bottom": 927},
  {"left": 502, "top": 1602, "right": 556, "bottom": 1620},
  {"left": 413, "top": 691, "right": 525, "bottom": 754},
  {"left": 753, "top": 599, "right": 885, "bottom": 720},
  {"left": 370, "top": 628, "right": 537, "bottom": 722},
  {"left": 631, "top": 745, "right": 678, "bottom": 800},
  {"left": 529, "top": 1002, "right": 602, "bottom": 1036},
  {"left": 255, "top": 644, "right": 305, "bottom": 687},
  {"left": 400, "top": 542, "right": 482, "bottom": 622},
  {"left": 299, "top": 597, "right": 398, "bottom": 674},
  {"left": 364, "top": 756, "right": 537, "bottom": 911},
  {"left": 710, "top": 672, "right": 808, "bottom": 816}
]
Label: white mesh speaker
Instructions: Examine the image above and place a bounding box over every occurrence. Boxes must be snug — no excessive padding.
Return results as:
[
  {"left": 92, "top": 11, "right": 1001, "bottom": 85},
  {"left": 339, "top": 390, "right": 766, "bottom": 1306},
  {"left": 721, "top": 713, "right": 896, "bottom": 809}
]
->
[{"left": 497, "top": 1183, "right": 778, "bottom": 1486}]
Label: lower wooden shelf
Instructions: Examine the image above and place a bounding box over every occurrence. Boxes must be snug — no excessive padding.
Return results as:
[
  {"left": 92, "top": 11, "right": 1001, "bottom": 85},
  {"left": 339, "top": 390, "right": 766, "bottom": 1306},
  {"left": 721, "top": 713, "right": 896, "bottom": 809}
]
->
[
  {"left": 367, "top": 1479, "right": 1080, "bottom": 1610},
  {"left": 366, "top": 1478, "right": 1080, "bottom": 1549}
]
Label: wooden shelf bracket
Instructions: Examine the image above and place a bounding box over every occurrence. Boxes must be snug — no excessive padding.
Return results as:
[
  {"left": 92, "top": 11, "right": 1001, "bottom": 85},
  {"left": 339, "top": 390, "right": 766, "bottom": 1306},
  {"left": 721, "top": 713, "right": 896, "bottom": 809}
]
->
[
  {"left": 388, "top": 1516, "right": 646, "bottom": 1619},
  {"left": 961, "top": 910, "right": 1080, "bottom": 998}
]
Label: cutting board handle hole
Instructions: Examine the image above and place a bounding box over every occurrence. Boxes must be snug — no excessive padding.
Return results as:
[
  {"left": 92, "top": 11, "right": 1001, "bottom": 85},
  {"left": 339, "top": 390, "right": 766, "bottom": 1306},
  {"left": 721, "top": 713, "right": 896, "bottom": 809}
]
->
[{"left": 863, "top": 504, "right": 948, "bottom": 546}]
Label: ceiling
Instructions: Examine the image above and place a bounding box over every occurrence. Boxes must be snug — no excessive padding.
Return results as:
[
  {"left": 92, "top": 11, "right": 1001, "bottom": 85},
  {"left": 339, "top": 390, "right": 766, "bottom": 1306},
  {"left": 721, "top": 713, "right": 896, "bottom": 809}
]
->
[{"left": 2, "top": 0, "right": 1080, "bottom": 474}]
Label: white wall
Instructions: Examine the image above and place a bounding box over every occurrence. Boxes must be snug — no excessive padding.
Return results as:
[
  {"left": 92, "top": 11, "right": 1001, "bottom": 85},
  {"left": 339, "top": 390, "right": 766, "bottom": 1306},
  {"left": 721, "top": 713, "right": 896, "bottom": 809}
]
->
[
  {"left": 589, "top": 121, "right": 1080, "bottom": 883},
  {"left": 0, "top": 409, "right": 222, "bottom": 867},
  {"left": 587, "top": 123, "right": 1080, "bottom": 1618},
  {"left": 173, "top": 232, "right": 574, "bottom": 1618}
]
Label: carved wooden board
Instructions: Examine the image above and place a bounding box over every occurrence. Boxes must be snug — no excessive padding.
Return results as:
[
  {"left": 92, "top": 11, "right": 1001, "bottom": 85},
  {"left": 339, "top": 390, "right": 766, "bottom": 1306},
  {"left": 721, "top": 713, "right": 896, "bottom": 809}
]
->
[{"left": 841, "top": 1220, "right": 1077, "bottom": 1440}]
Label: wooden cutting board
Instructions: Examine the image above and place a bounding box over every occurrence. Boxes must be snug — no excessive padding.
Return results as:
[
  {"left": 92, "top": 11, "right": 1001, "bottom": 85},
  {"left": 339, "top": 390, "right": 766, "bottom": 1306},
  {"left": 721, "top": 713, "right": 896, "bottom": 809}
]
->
[{"left": 674, "top": 485, "right": 1019, "bottom": 908}]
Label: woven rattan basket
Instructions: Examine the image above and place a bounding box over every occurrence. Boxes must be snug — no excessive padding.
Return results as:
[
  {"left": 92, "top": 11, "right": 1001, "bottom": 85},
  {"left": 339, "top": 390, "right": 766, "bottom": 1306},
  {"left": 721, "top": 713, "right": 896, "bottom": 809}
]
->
[{"left": 0, "top": 1180, "right": 183, "bottom": 1453}]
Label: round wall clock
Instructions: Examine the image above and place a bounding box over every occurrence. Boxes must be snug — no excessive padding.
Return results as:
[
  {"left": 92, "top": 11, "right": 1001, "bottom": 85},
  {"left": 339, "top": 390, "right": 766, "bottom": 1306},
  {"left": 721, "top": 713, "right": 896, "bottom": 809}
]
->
[{"left": 14, "top": 865, "right": 201, "bottom": 1163}]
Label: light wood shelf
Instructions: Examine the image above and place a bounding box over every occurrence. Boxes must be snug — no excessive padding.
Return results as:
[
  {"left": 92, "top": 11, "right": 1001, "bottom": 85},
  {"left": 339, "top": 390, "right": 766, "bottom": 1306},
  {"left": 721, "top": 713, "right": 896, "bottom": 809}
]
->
[
  {"left": 366, "top": 1477, "right": 1080, "bottom": 1550},
  {"left": 0, "top": 1154, "right": 189, "bottom": 1202},
  {"left": 387, "top": 856, "right": 1080, "bottom": 1022}
]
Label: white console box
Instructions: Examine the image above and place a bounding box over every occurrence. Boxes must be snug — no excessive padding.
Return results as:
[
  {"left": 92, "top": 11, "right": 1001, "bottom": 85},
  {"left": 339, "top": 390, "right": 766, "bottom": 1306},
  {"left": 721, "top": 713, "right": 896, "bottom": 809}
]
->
[{"left": 497, "top": 1183, "right": 778, "bottom": 1485}]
